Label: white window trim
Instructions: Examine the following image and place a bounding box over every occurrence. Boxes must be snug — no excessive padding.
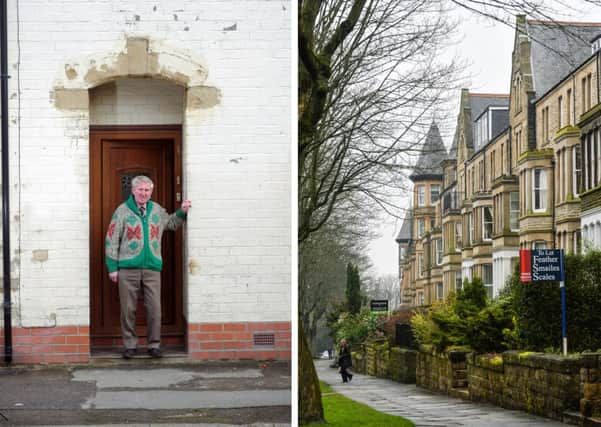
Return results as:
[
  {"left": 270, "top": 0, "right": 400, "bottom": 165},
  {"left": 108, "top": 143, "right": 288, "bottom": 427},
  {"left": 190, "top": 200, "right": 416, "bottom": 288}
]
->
[
  {"left": 431, "top": 185, "right": 440, "bottom": 204},
  {"left": 483, "top": 264, "right": 493, "bottom": 299},
  {"left": 455, "top": 271, "right": 462, "bottom": 291},
  {"left": 417, "top": 218, "right": 425, "bottom": 239},
  {"left": 417, "top": 185, "right": 425, "bottom": 207},
  {"left": 510, "top": 192, "right": 519, "bottom": 232},
  {"left": 468, "top": 213, "right": 474, "bottom": 245},
  {"left": 482, "top": 207, "right": 493, "bottom": 241},
  {"left": 454, "top": 221, "right": 461, "bottom": 252},
  {"left": 435, "top": 239, "right": 443, "bottom": 265},
  {"left": 532, "top": 240, "right": 547, "bottom": 250},
  {"left": 436, "top": 282, "right": 444, "bottom": 300},
  {"left": 533, "top": 168, "right": 548, "bottom": 212}
]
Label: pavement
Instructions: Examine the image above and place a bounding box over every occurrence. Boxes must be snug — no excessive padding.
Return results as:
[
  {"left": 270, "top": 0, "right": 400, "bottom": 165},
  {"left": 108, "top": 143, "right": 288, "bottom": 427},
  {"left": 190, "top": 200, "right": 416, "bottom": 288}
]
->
[
  {"left": 0, "top": 357, "right": 291, "bottom": 426},
  {"left": 315, "top": 359, "right": 569, "bottom": 426}
]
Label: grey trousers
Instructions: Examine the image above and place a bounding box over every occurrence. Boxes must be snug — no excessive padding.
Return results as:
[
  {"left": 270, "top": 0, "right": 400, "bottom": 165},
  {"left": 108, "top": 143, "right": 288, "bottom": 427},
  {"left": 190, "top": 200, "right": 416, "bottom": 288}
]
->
[{"left": 118, "top": 269, "right": 162, "bottom": 350}]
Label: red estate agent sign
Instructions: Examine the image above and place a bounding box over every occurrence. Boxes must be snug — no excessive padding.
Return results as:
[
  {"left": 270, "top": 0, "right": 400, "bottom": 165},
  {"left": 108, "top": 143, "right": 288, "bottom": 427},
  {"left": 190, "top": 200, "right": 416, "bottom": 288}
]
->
[{"left": 520, "top": 250, "right": 532, "bottom": 282}]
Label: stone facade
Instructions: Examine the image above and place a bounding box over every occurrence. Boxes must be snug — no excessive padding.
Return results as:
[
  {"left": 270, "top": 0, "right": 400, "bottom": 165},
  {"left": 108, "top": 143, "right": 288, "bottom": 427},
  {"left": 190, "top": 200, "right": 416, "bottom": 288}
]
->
[{"left": 398, "top": 16, "right": 601, "bottom": 308}]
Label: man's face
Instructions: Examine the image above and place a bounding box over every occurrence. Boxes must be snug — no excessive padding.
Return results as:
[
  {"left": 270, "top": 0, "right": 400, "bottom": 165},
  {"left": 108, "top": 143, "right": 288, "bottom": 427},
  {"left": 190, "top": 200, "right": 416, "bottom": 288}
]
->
[{"left": 132, "top": 182, "right": 153, "bottom": 205}]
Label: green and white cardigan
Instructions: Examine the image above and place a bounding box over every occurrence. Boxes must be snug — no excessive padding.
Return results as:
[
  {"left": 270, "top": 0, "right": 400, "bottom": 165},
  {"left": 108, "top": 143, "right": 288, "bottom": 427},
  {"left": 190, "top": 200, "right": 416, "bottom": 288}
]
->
[{"left": 105, "top": 195, "right": 186, "bottom": 273}]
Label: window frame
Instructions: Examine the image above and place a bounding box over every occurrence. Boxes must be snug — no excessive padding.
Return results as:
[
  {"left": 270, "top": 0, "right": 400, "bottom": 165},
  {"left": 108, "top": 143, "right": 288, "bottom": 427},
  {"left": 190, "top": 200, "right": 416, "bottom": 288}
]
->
[
  {"left": 455, "top": 271, "right": 462, "bottom": 291},
  {"left": 510, "top": 191, "right": 519, "bottom": 231},
  {"left": 417, "top": 218, "right": 425, "bottom": 239},
  {"left": 436, "top": 282, "right": 444, "bottom": 300},
  {"left": 482, "top": 264, "right": 493, "bottom": 299},
  {"left": 454, "top": 221, "right": 462, "bottom": 252},
  {"left": 532, "top": 240, "right": 547, "bottom": 250},
  {"left": 482, "top": 206, "right": 493, "bottom": 241},
  {"left": 430, "top": 184, "right": 440, "bottom": 204},
  {"left": 533, "top": 168, "right": 548, "bottom": 212},
  {"left": 417, "top": 185, "right": 425, "bottom": 207}
]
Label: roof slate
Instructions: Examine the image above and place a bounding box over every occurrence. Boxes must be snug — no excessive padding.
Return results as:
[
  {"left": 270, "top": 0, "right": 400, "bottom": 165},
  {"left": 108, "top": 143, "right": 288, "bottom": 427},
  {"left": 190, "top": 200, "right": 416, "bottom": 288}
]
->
[
  {"left": 409, "top": 122, "right": 447, "bottom": 180},
  {"left": 395, "top": 209, "right": 413, "bottom": 243},
  {"left": 527, "top": 20, "right": 601, "bottom": 98}
]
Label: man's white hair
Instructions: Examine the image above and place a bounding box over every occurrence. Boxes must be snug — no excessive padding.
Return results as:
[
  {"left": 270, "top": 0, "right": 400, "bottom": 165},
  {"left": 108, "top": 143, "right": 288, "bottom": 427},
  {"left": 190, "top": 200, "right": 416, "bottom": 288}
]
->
[{"left": 131, "top": 175, "right": 154, "bottom": 190}]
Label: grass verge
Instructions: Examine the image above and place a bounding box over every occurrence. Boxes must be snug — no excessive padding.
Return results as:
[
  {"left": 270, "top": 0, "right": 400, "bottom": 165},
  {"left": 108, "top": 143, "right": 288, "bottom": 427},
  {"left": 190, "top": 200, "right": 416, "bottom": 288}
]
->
[{"left": 302, "top": 381, "right": 415, "bottom": 426}]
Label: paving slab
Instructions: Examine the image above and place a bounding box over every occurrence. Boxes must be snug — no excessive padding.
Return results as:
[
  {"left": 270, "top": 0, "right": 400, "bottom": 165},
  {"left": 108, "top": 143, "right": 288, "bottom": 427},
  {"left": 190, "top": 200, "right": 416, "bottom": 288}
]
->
[
  {"left": 315, "top": 359, "right": 567, "bottom": 426},
  {"left": 0, "top": 360, "right": 291, "bottom": 426}
]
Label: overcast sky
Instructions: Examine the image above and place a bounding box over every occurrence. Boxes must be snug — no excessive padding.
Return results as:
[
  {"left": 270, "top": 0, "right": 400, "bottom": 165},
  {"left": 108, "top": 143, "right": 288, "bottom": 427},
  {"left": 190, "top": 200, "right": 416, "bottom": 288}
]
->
[{"left": 369, "top": 2, "right": 601, "bottom": 278}]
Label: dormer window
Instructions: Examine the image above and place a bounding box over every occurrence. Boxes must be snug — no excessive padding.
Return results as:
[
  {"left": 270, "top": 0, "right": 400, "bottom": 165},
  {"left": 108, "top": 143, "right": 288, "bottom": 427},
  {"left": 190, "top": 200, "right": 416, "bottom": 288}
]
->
[{"left": 592, "top": 35, "right": 601, "bottom": 54}]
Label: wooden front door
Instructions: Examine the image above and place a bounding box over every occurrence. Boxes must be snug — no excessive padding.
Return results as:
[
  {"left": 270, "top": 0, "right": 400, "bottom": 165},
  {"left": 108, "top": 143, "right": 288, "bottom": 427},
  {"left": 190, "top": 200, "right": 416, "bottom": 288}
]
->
[{"left": 90, "top": 126, "right": 184, "bottom": 350}]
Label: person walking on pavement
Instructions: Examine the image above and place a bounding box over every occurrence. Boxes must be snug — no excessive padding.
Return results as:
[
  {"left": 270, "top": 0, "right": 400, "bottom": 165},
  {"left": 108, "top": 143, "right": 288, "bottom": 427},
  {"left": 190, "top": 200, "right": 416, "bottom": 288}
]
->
[
  {"left": 338, "top": 338, "right": 353, "bottom": 383},
  {"left": 105, "top": 175, "right": 191, "bottom": 359}
]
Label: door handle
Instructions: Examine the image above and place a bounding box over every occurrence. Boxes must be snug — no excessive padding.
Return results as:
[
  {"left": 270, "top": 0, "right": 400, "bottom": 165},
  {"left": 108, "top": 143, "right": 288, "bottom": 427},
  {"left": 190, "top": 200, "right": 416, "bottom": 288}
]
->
[{"left": 176, "top": 192, "right": 181, "bottom": 202}]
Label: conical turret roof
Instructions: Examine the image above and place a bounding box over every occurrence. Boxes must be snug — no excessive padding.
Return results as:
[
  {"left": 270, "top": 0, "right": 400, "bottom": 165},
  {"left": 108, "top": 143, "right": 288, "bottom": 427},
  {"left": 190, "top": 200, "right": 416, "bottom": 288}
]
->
[
  {"left": 395, "top": 209, "right": 413, "bottom": 243},
  {"left": 409, "top": 122, "right": 447, "bottom": 181}
]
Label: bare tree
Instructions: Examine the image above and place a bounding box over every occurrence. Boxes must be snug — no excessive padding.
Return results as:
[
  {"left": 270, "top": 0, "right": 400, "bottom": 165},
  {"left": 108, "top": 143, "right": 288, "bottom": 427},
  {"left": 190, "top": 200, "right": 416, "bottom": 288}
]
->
[
  {"left": 299, "top": 0, "right": 463, "bottom": 244},
  {"left": 300, "top": 217, "right": 374, "bottom": 353},
  {"left": 298, "top": 1, "right": 463, "bottom": 423},
  {"left": 366, "top": 274, "right": 400, "bottom": 310}
]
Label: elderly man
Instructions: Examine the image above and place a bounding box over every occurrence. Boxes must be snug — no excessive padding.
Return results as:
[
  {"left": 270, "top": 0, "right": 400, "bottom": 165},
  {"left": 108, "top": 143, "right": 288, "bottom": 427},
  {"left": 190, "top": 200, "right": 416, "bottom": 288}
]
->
[{"left": 105, "top": 175, "right": 191, "bottom": 359}]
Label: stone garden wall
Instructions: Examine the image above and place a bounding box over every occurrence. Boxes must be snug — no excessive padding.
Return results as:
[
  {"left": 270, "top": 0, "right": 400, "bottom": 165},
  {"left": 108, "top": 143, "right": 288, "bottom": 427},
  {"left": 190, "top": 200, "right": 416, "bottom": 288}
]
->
[
  {"left": 416, "top": 346, "right": 468, "bottom": 394},
  {"left": 351, "top": 341, "right": 416, "bottom": 383},
  {"left": 347, "top": 344, "right": 601, "bottom": 424}
]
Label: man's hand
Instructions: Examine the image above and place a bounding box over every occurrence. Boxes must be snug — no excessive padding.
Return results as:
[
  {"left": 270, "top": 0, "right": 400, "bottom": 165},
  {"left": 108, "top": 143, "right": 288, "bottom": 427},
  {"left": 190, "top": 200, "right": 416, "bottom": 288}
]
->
[
  {"left": 109, "top": 272, "right": 119, "bottom": 283},
  {"left": 181, "top": 199, "right": 192, "bottom": 213}
]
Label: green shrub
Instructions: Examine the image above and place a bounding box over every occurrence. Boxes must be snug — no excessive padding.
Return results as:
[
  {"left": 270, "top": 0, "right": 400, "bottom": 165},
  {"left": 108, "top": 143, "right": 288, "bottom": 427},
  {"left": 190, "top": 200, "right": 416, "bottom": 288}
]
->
[
  {"left": 329, "top": 309, "right": 387, "bottom": 348},
  {"left": 410, "top": 298, "right": 466, "bottom": 352},
  {"left": 506, "top": 250, "right": 601, "bottom": 352},
  {"left": 410, "top": 277, "right": 515, "bottom": 354},
  {"left": 463, "top": 294, "right": 514, "bottom": 353},
  {"left": 455, "top": 277, "right": 487, "bottom": 318}
]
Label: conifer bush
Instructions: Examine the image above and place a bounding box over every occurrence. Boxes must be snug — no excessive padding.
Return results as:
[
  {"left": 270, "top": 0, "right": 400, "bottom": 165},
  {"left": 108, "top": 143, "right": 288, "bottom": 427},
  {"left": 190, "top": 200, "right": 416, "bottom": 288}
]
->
[
  {"left": 506, "top": 250, "right": 601, "bottom": 352},
  {"left": 410, "top": 277, "right": 514, "bottom": 353}
]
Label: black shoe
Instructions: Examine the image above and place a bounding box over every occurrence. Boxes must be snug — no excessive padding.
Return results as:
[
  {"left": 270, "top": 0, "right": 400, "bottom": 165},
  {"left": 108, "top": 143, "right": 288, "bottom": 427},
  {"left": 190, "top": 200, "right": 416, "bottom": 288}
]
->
[
  {"left": 148, "top": 348, "right": 162, "bottom": 358},
  {"left": 122, "top": 348, "right": 137, "bottom": 359},
  {"left": 349, "top": 374, "right": 353, "bottom": 381}
]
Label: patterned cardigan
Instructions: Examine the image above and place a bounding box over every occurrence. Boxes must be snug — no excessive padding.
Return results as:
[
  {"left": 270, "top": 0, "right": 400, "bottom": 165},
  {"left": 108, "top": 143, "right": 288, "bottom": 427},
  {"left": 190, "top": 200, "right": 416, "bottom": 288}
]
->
[{"left": 105, "top": 195, "right": 186, "bottom": 273}]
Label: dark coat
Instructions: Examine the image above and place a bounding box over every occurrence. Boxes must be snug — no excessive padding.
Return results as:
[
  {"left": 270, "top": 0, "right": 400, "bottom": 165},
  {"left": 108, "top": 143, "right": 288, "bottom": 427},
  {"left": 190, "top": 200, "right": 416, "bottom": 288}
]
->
[{"left": 338, "top": 345, "right": 352, "bottom": 368}]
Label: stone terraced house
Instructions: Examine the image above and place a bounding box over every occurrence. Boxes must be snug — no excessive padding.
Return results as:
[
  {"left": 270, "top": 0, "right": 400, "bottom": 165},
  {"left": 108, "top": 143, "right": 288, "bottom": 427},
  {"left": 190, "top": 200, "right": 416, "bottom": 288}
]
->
[
  {"left": 0, "top": 0, "right": 291, "bottom": 363},
  {"left": 399, "top": 15, "right": 601, "bottom": 307}
]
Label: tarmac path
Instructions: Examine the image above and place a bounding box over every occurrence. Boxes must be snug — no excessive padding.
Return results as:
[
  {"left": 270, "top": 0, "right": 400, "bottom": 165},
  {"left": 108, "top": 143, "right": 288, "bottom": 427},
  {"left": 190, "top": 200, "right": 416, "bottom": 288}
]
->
[{"left": 315, "top": 359, "right": 568, "bottom": 427}]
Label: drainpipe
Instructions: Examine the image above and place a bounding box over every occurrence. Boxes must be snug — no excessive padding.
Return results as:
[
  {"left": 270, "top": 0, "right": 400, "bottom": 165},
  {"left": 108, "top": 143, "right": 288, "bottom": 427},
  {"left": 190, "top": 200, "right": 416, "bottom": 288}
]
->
[
  {"left": 551, "top": 157, "right": 556, "bottom": 250},
  {"left": 1, "top": 0, "right": 12, "bottom": 364}
]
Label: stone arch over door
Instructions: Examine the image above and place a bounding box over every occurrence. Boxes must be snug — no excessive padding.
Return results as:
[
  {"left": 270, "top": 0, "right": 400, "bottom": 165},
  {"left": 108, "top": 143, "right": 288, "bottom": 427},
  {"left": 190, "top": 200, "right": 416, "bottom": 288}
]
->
[
  {"left": 52, "top": 36, "right": 221, "bottom": 351},
  {"left": 53, "top": 36, "right": 221, "bottom": 111}
]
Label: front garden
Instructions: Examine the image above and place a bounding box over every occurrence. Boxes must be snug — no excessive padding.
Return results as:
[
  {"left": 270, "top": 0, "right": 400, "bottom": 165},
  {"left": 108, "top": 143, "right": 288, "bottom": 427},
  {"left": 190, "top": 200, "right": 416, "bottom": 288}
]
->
[{"left": 326, "top": 250, "right": 601, "bottom": 424}]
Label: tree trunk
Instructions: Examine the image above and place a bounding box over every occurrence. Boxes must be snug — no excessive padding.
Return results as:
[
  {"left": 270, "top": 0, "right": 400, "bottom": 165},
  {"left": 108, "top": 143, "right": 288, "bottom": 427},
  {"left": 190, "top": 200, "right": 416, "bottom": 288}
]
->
[{"left": 299, "top": 322, "right": 324, "bottom": 425}]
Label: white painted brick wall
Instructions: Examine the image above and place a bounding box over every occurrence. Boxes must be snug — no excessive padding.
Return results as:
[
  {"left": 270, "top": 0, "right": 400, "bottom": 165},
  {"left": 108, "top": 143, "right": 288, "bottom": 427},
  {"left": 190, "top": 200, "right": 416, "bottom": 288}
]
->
[{"left": 1, "top": 0, "right": 291, "bottom": 329}]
